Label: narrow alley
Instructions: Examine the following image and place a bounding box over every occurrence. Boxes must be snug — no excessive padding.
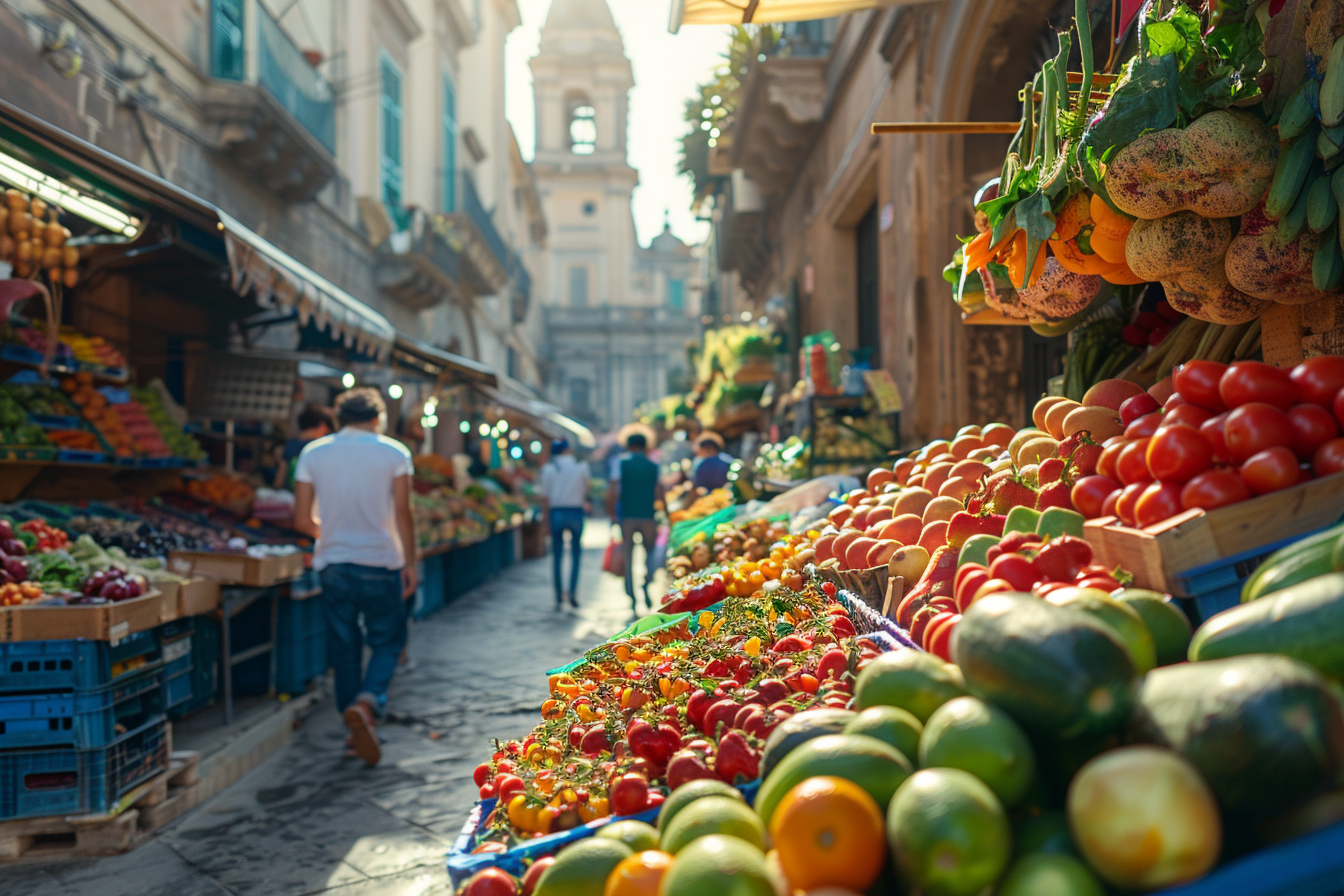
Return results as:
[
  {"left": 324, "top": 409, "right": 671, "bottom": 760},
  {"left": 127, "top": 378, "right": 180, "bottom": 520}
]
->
[{"left": 4, "top": 528, "right": 642, "bottom": 896}]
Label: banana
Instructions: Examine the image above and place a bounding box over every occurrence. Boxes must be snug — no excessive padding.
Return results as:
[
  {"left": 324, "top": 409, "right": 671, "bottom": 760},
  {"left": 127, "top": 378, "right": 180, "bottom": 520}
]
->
[
  {"left": 1281, "top": 171, "right": 1314, "bottom": 240},
  {"left": 1279, "top": 80, "right": 1319, "bottom": 139},
  {"left": 1307, "top": 170, "right": 1338, "bottom": 231},
  {"left": 1322, "top": 35, "right": 1344, "bottom": 127},
  {"left": 1266, "top": 124, "right": 1321, "bottom": 219},
  {"left": 1312, "top": 222, "right": 1344, "bottom": 291}
]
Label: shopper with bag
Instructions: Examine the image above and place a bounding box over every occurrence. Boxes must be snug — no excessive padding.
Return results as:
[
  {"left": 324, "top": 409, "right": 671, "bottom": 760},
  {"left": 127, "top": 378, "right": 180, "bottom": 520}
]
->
[
  {"left": 538, "top": 439, "right": 589, "bottom": 610},
  {"left": 607, "top": 432, "right": 664, "bottom": 612}
]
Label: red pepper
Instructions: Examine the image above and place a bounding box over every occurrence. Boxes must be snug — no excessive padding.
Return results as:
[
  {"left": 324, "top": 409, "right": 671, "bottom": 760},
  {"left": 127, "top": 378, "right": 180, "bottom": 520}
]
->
[
  {"left": 925, "top": 545, "right": 961, "bottom": 599},
  {"left": 945, "top": 512, "right": 1006, "bottom": 550}
]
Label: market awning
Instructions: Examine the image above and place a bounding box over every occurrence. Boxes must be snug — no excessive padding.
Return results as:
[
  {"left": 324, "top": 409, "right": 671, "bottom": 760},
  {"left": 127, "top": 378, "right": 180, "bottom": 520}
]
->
[
  {"left": 669, "top": 0, "right": 919, "bottom": 30},
  {"left": 475, "top": 380, "right": 597, "bottom": 449},
  {"left": 219, "top": 211, "right": 396, "bottom": 362},
  {"left": 391, "top": 334, "right": 497, "bottom": 387}
]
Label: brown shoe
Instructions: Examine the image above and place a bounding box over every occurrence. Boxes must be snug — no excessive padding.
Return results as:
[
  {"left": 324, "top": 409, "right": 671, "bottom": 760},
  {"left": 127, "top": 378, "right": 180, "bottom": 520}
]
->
[{"left": 342, "top": 701, "right": 381, "bottom": 766}]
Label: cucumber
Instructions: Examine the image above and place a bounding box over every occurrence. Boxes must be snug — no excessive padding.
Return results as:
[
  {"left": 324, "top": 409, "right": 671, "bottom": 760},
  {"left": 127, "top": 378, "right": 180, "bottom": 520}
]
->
[
  {"left": 1130, "top": 655, "right": 1344, "bottom": 821},
  {"left": 1278, "top": 79, "right": 1318, "bottom": 140},
  {"left": 1192, "top": 573, "right": 1344, "bottom": 678},
  {"left": 1307, "top": 172, "right": 1339, "bottom": 232},
  {"left": 952, "top": 593, "right": 1137, "bottom": 742},
  {"left": 1241, "top": 524, "right": 1344, "bottom": 602},
  {"left": 1279, "top": 173, "right": 1313, "bottom": 241},
  {"left": 1266, "top": 124, "right": 1321, "bottom": 220}
]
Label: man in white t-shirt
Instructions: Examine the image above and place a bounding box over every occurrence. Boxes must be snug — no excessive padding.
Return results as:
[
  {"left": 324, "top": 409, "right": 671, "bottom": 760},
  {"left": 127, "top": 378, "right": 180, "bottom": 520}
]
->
[
  {"left": 293, "top": 389, "right": 418, "bottom": 766},
  {"left": 538, "top": 439, "right": 590, "bottom": 609}
]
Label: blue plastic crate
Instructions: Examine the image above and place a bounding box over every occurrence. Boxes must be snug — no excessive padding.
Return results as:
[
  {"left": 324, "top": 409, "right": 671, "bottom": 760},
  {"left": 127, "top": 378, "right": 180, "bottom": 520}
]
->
[
  {"left": 56, "top": 448, "right": 109, "bottom": 464},
  {"left": 0, "top": 667, "right": 164, "bottom": 750},
  {"left": 168, "top": 615, "right": 218, "bottom": 719},
  {"left": 0, "top": 631, "right": 160, "bottom": 693},
  {"left": 0, "top": 715, "right": 170, "bottom": 821},
  {"left": 1172, "top": 526, "right": 1335, "bottom": 626},
  {"left": 161, "top": 634, "right": 192, "bottom": 710},
  {"left": 232, "top": 595, "right": 327, "bottom": 697},
  {"left": 415, "top": 554, "right": 447, "bottom": 619},
  {"left": 1155, "top": 816, "right": 1344, "bottom": 896}
]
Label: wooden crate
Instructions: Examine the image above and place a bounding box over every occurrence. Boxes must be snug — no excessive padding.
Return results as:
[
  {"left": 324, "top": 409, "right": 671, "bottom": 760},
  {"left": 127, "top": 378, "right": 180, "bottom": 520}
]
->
[
  {"left": 153, "top": 578, "right": 222, "bottom": 618},
  {"left": 167, "top": 551, "right": 304, "bottom": 587},
  {"left": 1261, "top": 299, "right": 1344, "bottom": 367},
  {"left": 6, "top": 591, "right": 165, "bottom": 642},
  {"left": 1084, "top": 472, "right": 1344, "bottom": 594}
]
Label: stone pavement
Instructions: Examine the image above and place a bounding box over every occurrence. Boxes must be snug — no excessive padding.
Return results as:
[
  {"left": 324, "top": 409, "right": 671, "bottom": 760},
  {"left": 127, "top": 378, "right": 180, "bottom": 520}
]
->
[{"left": 3, "top": 522, "right": 660, "bottom": 896}]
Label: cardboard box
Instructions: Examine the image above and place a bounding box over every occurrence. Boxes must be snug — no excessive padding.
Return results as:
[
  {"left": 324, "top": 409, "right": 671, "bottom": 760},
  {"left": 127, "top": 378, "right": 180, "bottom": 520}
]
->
[
  {"left": 178, "top": 578, "right": 222, "bottom": 616},
  {"left": 167, "top": 551, "right": 304, "bottom": 587},
  {"left": 7, "top": 591, "right": 164, "bottom": 642}
]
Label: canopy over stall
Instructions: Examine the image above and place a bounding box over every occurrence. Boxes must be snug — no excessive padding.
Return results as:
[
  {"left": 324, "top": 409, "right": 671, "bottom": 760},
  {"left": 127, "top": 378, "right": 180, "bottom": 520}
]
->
[
  {"left": 392, "top": 334, "right": 497, "bottom": 388},
  {"left": 475, "top": 378, "right": 596, "bottom": 449},
  {"left": 669, "top": 0, "right": 921, "bottom": 30}
]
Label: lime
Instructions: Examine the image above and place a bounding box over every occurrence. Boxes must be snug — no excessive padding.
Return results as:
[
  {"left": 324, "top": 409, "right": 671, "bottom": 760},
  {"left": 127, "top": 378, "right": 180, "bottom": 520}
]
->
[
  {"left": 659, "top": 835, "right": 775, "bottom": 896},
  {"left": 886, "top": 768, "right": 1011, "bottom": 896},
  {"left": 534, "top": 837, "right": 633, "bottom": 896},
  {"left": 998, "top": 853, "right": 1106, "bottom": 896},
  {"left": 1114, "top": 589, "right": 1192, "bottom": 667},
  {"left": 844, "top": 705, "right": 923, "bottom": 763},
  {"left": 660, "top": 795, "right": 766, "bottom": 854},
  {"left": 854, "top": 650, "right": 966, "bottom": 721},
  {"left": 754, "top": 733, "right": 912, "bottom": 828},
  {"left": 918, "top": 696, "right": 1036, "bottom": 807},
  {"left": 596, "top": 819, "right": 660, "bottom": 852},
  {"left": 656, "top": 778, "right": 743, "bottom": 833}
]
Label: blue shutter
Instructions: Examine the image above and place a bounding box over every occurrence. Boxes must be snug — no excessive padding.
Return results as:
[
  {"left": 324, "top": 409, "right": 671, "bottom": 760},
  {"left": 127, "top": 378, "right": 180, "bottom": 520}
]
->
[
  {"left": 442, "top": 73, "right": 457, "bottom": 212},
  {"left": 211, "top": 0, "right": 245, "bottom": 80},
  {"left": 379, "top": 53, "right": 404, "bottom": 212},
  {"left": 667, "top": 279, "right": 684, "bottom": 311}
]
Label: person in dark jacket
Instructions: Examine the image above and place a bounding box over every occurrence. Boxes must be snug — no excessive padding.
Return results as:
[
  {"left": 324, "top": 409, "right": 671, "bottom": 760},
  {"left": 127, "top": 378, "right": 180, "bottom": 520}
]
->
[
  {"left": 691, "top": 432, "right": 733, "bottom": 491},
  {"left": 607, "top": 432, "right": 664, "bottom": 611}
]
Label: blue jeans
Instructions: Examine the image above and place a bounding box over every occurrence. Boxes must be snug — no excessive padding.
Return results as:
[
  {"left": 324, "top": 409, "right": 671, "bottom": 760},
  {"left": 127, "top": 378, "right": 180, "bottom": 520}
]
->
[
  {"left": 550, "top": 507, "right": 584, "bottom": 602},
  {"left": 318, "top": 563, "right": 407, "bottom": 715}
]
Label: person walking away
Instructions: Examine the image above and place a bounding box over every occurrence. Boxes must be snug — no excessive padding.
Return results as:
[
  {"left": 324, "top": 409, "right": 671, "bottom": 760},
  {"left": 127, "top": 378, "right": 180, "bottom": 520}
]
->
[
  {"left": 691, "top": 432, "right": 734, "bottom": 491},
  {"left": 538, "top": 439, "right": 590, "bottom": 609},
  {"left": 607, "top": 432, "right": 664, "bottom": 612},
  {"left": 278, "top": 405, "right": 336, "bottom": 489},
  {"left": 292, "top": 389, "right": 418, "bottom": 766}
]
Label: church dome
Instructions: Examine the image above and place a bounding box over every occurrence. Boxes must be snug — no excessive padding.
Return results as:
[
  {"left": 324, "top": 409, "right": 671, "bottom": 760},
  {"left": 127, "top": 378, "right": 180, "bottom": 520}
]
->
[
  {"left": 543, "top": 0, "right": 618, "bottom": 32},
  {"left": 650, "top": 221, "right": 690, "bottom": 255}
]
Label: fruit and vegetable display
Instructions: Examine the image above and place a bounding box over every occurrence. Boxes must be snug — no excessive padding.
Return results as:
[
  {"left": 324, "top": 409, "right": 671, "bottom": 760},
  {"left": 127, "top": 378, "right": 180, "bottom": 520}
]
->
[
  {"left": 664, "top": 518, "right": 791, "bottom": 581},
  {"left": 667, "top": 487, "right": 732, "bottom": 524},
  {"left": 753, "top": 437, "right": 809, "bottom": 483},
  {"left": 0, "top": 190, "right": 82, "bottom": 290},
  {"left": 411, "top": 465, "right": 535, "bottom": 554}
]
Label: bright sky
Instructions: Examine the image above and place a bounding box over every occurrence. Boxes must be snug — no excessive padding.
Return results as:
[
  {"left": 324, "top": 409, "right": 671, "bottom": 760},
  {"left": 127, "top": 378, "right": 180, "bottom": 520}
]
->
[{"left": 505, "top": 0, "right": 731, "bottom": 248}]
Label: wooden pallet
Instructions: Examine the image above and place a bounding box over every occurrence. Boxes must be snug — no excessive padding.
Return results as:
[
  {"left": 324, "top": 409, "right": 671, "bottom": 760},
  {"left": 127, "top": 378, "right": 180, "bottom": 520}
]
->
[{"left": 0, "top": 751, "right": 200, "bottom": 863}]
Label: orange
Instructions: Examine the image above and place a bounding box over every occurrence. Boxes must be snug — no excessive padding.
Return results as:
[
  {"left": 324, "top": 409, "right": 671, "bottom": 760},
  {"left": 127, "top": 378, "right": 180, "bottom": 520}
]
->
[
  {"left": 768, "top": 776, "right": 886, "bottom": 892},
  {"left": 603, "top": 850, "right": 674, "bottom": 896}
]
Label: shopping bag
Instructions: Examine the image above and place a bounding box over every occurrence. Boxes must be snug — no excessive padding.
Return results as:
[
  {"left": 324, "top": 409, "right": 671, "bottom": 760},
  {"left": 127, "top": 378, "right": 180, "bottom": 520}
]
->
[{"left": 602, "top": 538, "right": 625, "bottom": 577}]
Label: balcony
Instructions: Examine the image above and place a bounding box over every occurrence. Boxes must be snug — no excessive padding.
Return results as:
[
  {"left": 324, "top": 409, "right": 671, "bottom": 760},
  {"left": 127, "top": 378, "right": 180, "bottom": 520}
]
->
[
  {"left": 203, "top": 0, "right": 337, "bottom": 201},
  {"left": 377, "top": 209, "right": 464, "bottom": 310},
  {"left": 509, "top": 255, "right": 532, "bottom": 324},
  {"left": 716, "top": 173, "right": 772, "bottom": 298},
  {"left": 545, "top": 305, "right": 699, "bottom": 331},
  {"left": 436, "top": 174, "right": 514, "bottom": 296},
  {"left": 728, "top": 21, "right": 834, "bottom": 195}
]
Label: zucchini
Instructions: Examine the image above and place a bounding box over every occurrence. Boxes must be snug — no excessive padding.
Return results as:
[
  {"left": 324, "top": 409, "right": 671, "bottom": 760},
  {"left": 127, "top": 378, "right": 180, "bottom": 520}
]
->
[
  {"left": 1192, "top": 573, "right": 1344, "bottom": 679},
  {"left": 1241, "top": 524, "right": 1344, "bottom": 602}
]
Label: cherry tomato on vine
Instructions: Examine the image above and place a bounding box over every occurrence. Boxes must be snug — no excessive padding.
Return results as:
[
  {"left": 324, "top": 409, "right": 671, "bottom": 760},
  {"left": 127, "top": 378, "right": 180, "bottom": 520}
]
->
[
  {"left": 1180, "top": 469, "right": 1250, "bottom": 511},
  {"left": 1288, "top": 404, "right": 1340, "bottom": 460},
  {"left": 1173, "top": 360, "right": 1228, "bottom": 412},
  {"left": 1220, "top": 361, "right": 1299, "bottom": 411},
  {"left": 1240, "top": 447, "right": 1301, "bottom": 496},
  {"left": 1290, "top": 356, "right": 1344, "bottom": 407},
  {"left": 1224, "top": 403, "right": 1295, "bottom": 464},
  {"left": 1146, "top": 425, "right": 1214, "bottom": 483}
]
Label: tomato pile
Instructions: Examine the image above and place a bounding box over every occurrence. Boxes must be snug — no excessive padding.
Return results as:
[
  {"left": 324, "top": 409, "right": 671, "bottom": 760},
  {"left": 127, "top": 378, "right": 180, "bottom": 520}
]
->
[
  {"left": 1068, "top": 357, "right": 1344, "bottom": 526},
  {"left": 467, "top": 578, "right": 884, "bottom": 846}
]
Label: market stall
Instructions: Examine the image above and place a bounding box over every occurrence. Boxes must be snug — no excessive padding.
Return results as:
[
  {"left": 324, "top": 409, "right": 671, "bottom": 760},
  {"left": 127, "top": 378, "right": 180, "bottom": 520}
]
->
[{"left": 448, "top": 1, "right": 1344, "bottom": 893}]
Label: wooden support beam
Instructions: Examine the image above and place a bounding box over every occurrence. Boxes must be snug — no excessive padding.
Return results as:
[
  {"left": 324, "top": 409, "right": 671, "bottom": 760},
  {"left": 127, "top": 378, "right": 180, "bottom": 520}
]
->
[{"left": 871, "top": 122, "right": 1022, "bottom": 135}]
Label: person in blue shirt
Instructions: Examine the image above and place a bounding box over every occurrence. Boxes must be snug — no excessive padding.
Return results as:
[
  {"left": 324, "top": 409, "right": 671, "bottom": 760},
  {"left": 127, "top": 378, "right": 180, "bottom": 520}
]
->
[{"left": 691, "top": 433, "right": 733, "bottom": 491}]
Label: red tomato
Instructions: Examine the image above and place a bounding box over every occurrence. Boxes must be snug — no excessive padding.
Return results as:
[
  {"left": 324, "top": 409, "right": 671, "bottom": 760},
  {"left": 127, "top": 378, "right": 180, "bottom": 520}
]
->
[
  {"left": 522, "top": 858, "right": 554, "bottom": 895},
  {"left": 1134, "top": 481, "right": 1185, "bottom": 527},
  {"left": 1115, "top": 482, "right": 1147, "bottom": 526},
  {"left": 1101, "top": 488, "right": 1121, "bottom": 517},
  {"left": 921, "top": 611, "right": 957, "bottom": 652},
  {"left": 926, "top": 616, "right": 960, "bottom": 661},
  {"left": 1173, "top": 360, "right": 1228, "bottom": 412},
  {"left": 1181, "top": 469, "right": 1251, "bottom": 511},
  {"left": 1071, "top": 475, "right": 1122, "bottom": 518},
  {"left": 495, "top": 774, "right": 525, "bottom": 803},
  {"left": 1120, "top": 392, "right": 1161, "bottom": 425},
  {"left": 1117, "top": 438, "right": 1154, "bottom": 486},
  {"left": 1097, "top": 440, "right": 1128, "bottom": 480},
  {"left": 1145, "top": 425, "right": 1214, "bottom": 483},
  {"left": 1160, "top": 404, "right": 1214, "bottom": 429},
  {"left": 462, "top": 869, "right": 520, "bottom": 896},
  {"left": 1336, "top": 387, "right": 1344, "bottom": 429},
  {"left": 1288, "top": 404, "right": 1340, "bottom": 460},
  {"left": 1077, "top": 575, "right": 1122, "bottom": 592},
  {"left": 1224, "top": 403, "right": 1295, "bottom": 464},
  {"left": 473, "top": 763, "right": 493, "bottom": 788},
  {"left": 1124, "top": 413, "right": 1163, "bottom": 440},
  {"left": 609, "top": 773, "right": 650, "bottom": 816},
  {"left": 1315, "top": 437, "right": 1344, "bottom": 477},
  {"left": 1164, "top": 393, "right": 1186, "bottom": 411},
  {"left": 1240, "top": 447, "right": 1301, "bottom": 496},
  {"left": 989, "top": 553, "right": 1043, "bottom": 591},
  {"left": 1220, "top": 361, "right": 1299, "bottom": 411},
  {"left": 1199, "top": 412, "right": 1230, "bottom": 463},
  {"left": 1290, "top": 356, "right": 1344, "bottom": 407}
]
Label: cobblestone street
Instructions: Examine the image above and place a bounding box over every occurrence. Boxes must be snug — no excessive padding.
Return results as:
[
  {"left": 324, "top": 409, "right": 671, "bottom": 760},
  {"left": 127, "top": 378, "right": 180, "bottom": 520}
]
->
[{"left": 3, "top": 525, "right": 652, "bottom": 896}]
